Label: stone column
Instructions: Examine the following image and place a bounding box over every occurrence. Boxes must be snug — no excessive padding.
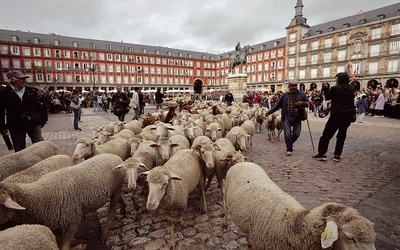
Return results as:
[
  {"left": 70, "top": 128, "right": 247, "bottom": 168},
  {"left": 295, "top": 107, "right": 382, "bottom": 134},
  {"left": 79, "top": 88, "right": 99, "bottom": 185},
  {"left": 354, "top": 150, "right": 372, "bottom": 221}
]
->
[{"left": 227, "top": 73, "right": 248, "bottom": 103}]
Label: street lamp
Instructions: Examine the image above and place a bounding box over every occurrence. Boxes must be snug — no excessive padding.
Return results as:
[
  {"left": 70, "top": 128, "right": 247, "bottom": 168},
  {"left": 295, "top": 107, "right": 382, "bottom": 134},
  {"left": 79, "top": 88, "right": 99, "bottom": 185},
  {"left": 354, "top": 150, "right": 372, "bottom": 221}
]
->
[{"left": 91, "top": 62, "right": 97, "bottom": 90}]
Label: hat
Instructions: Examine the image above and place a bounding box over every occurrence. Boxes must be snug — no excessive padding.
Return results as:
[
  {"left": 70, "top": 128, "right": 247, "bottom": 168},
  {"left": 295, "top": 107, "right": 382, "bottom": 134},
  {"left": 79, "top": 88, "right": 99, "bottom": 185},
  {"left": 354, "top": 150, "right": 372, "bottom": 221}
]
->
[
  {"left": 6, "top": 70, "right": 29, "bottom": 80},
  {"left": 286, "top": 80, "right": 299, "bottom": 85}
]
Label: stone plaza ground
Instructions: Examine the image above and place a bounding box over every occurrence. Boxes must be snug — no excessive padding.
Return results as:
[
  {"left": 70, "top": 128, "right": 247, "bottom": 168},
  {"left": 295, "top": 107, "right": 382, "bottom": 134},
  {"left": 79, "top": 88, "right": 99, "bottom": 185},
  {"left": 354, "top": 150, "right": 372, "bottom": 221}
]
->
[{"left": 0, "top": 106, "right": 399, "bottom": 249}]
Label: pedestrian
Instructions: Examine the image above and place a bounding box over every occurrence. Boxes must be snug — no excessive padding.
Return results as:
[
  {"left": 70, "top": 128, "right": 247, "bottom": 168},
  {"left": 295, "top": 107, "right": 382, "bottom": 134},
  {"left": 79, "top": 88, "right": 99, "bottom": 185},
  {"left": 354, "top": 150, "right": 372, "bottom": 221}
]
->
[
  {"left": 356, "top": 94, "right": 369, "bottom": 123},
  {"left": 265, "top": 80, "right": 309, "bottom": 156},
  {"left": 374, "top": 88, "right": 385, "bottom": 117},
  {"left": 313, "top": 72, "right": 356, "bottom": 162},
  {"left": 92, "top": 93, "right": 98, "bottom": 112},
  {"left": 155, "top": 87, "right": 165, "bottom": 111},
  {"left": 111, "top": 86, "right": 129, "bottom": 122},
  {"left": 71, "top": 89, "right": 82, "bottom": 131},
  {"left": 130, "top": 87, "right": 140, "bottom": 120},
  {"left": 0, "top": 70, "right": 48, "bottom": 151},
  {"left": 225, "top": 90, "right": 234, "bottom": 106},
  {"left": 96, "top": 92, "right": 103, "bottom": 112},
  {"left": 139, "top": 89, "right": 145, "bottom": 115}
]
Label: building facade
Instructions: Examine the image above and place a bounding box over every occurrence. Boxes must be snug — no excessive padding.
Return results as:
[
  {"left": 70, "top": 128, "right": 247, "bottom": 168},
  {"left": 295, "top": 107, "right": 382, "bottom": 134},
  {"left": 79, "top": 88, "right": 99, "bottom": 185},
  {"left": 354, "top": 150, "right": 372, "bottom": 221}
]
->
[{"left": 0, "top": 1, "right": 399, "bottom": 92}]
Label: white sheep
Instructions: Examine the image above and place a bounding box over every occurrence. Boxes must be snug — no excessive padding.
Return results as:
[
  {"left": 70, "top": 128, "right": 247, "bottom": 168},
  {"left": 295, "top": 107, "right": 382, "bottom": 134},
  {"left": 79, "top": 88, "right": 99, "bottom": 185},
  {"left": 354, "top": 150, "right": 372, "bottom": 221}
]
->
[
  {"left": 240, "top": 120, "right": 255, "bottom": 146},
  {"left": 113, "top": 120, "right": 142, "bottom": 134},
  {"left": 2, "top": 155, "right": 76, "bottom": 183},
  {"left": 116, "top": 140, "right": 157, "bottom": 210},
  {"left": 150, "top": 135, "right": 190, "bottom": 164},
  {"left": 273, "top": 113, "right": 283, "bottom": 141},
  {"left": 204, "top": 122, "right": 223, "bottom": 142},
  {"left": 96, "top": 128, "right": 135, "bottom": 145},
  {"left": 90, "top": 123, "right": 114, "bottom": 139},
  {"left": 0, "top": 224, "right": 58, "bottom": 250},
  {"left": 182, "top": 121, "right": 204, "bottom": 146},
  {"left": 223, "top": 162, "right": 376, "bottom": 250},
  {"left": 0, "top": 141, "right": 59, "bottom": 181},
  {"left": 225, "top": 126, "right": 251, "bottom": 151},
  {"left": 0, "top": 153, "right": 126, "bottom": 250},
  {"left": 72, "top": 137, "right": 131, "bottom": 161},
  {"left": 142, "top": 149, "right": 207, "bottom": 249},
  {"left": 150, "top": 122, "right": 185, "bottom": 140},
  {"left": 137, "top": 125, "right": 158, "bottom": 141}
]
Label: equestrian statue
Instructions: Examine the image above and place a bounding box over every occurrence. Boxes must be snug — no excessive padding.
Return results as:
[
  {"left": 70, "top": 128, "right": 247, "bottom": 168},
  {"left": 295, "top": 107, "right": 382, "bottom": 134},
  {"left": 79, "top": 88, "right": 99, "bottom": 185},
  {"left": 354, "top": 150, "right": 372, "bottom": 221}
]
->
[{"left": 229, "top": 42, "right": 250, "bottom": 73}]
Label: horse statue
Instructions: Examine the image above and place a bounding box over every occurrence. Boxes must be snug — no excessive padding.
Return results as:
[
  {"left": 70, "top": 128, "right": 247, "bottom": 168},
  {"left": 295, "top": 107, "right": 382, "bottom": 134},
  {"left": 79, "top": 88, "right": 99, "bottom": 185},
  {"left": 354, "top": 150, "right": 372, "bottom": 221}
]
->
[{"left": 229, "top": 44, "right": 250, "bottom": 73}]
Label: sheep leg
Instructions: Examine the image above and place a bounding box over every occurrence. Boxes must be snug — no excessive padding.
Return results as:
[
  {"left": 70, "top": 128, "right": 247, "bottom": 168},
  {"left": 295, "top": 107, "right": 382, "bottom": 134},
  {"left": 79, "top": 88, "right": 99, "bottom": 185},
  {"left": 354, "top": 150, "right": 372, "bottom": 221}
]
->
[
  {"left": 166, "top": 214, "right": 177, "bottom": 250},
  {"left": 198, "top": 171, "right": 208, "bottom": 214},
  {"left": 101, "top": 191, "right": 120, "bottom": 243},
  {"left": 130, "top": 190, "right": 141, "bottom": 211},
  {"left": 119, "top": 195, "right": 126, "bottom": 215},
  {"left": 61, "top": 226, "right": 78, "bottom": 250},
  {"left": 205, "top": 172, "right": 215, "bottom": 192}
]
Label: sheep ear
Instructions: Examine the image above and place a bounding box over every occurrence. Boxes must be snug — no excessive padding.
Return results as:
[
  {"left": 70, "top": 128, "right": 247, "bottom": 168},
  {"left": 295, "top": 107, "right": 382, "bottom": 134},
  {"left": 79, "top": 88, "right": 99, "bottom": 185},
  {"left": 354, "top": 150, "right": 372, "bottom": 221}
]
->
[
  {"left": 114, "top": 163, "right": 124, "bottom": 169},
  {"left": 321, "top": 220, "right": 338, "bottom": 249},
  {"left": 4, "top": 198, "right": 26, "bottom": 210},
  {"left": 140, "top": 170, "right": 151, "bottom": 176},
  {"left": 169, "top": 173, "right": 183, "bottom": 180},
  {"left": 170, "top": 143, "right": 180, "bottom": 148}
]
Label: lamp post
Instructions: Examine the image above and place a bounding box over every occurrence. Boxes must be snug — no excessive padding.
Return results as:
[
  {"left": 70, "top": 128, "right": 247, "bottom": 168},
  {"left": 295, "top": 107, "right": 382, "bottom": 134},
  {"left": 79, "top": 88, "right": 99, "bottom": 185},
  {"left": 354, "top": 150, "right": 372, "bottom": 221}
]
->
[{"left": 91, "top": 62, "right": 97, "bottom": 90}]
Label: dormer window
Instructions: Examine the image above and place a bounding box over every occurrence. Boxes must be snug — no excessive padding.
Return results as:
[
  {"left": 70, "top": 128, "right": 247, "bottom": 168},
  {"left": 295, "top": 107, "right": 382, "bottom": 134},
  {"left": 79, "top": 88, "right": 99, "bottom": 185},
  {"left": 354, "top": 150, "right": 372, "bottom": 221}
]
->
[
  {"left": 274, "top": 41, "right": 280, "bottom": 47},
  {"left": 188, "top": 53, "right": 192, "bottom": 58},
  {"left": 12, "top": 35, "right": 18, "bottom": 42},
  {"left": 33, "top": 37, "right": 39, "bottom": 44},
  {"left": 106, "top": 45, "right": 112, "bottom": 50},
  {"left": 167, "top": 51, "right": 171, "bottom": 56},
  {"left": 328, "top": 27, "right": 335, "bottom": 32},
  {"left": 343, "top": 23, "right": 350, "bottom": 28},
  {"left": 142, "top": 48, "right": 147, "bottom": 53},
  {"left": 54, "top": 40, "right": 59, "bottom": 46},
  {"left": 316, "top": 30, "right": 323, "bottom": 35},
  {"left": 73, "top": 41, "right": 78, "bottom": 47},
  {"left": 178, "top": 52, "right": 182, "bottom": 57},
  {"left": 156, "top": 50, "right": 160, "bottom": 55},
  {"left": 377, "top": 14, "right": 385, "bottom": 21},
  {"left": 360, "top": 19, "right": 367, "bottom": 24}
]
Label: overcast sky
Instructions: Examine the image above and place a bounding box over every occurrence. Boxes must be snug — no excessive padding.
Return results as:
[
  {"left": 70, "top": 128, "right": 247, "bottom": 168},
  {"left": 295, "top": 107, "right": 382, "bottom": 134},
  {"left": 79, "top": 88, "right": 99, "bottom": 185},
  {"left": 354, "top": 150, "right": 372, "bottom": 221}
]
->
[{"left": 1, "top": 0, "right": 399, "bottom": 54}]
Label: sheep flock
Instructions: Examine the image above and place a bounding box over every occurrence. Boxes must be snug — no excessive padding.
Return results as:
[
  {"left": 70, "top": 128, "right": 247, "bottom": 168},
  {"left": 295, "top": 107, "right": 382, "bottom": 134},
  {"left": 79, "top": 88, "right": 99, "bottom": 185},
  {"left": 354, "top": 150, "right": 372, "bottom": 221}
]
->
[{"left": 0, "top": 99, "right": 378, "bottom": 250}]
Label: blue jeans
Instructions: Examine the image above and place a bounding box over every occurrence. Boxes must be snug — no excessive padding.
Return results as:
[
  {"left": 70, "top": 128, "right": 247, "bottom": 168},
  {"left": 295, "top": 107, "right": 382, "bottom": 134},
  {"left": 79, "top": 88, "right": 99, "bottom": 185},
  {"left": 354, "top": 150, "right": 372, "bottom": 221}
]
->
[
  {"left": 156, "top": 103, "right": 163, "bottom": 111},
  {"left": 73, "top": 108, "right": 80, "bottom": 129},
  {"left": 283, "top": 116, "right": 301, "bottom": 152}
]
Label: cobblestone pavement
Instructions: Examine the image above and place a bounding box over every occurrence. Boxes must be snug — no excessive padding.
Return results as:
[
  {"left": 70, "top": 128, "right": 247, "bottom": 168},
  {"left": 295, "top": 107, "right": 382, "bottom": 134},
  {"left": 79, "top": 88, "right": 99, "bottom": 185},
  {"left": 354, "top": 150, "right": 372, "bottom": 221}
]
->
[{"left": 0, "top": 107, "right": 399, "bottom": 250}]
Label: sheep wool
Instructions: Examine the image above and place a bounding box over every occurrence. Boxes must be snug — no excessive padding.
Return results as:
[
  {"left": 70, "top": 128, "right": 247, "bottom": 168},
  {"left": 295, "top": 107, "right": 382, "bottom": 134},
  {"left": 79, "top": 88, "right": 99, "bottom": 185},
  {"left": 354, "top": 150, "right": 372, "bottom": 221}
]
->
[
  {"left": 0, "top": 153, "right": 125, "bottom": 250},
  {"left": 224, "top": 162, "right": 376, "bottom": 250},
  {"left": 0, "top": 224, "right": 58, "bottom": 250},
  {"left": 3, "top": 155, "right": 76, "bottom": 183},
  {"left": 0, "top": 141, "right": 59, "bottom": 181}
]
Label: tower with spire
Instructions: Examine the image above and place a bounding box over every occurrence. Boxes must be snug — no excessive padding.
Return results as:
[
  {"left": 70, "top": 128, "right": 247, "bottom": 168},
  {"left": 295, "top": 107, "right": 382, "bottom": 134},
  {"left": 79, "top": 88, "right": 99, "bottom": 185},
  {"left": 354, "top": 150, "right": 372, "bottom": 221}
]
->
[{"left": 285, "top": 0, "right": 311, "bottom": 81}]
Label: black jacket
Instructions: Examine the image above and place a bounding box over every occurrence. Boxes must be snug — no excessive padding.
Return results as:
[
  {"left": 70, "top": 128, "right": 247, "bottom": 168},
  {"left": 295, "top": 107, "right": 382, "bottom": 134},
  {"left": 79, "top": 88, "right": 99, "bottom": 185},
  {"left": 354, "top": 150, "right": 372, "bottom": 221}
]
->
[
  {"left": 0, "top": 85, "right": 47, "bottom": 129},
  {"left": 325, "top": 83, "right": 355, "bottom": 115}
]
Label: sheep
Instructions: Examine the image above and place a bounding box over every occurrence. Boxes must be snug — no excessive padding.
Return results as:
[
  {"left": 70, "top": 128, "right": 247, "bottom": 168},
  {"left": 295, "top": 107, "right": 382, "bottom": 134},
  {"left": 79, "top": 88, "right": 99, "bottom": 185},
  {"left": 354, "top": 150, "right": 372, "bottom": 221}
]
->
[
  {"left": 150, "top": 135, "right": 190, "bottom": 164},
  {"left": 113, "top": 120, "right": 142, "bottom": 134},
  {"left": 204, "top": 122, "right": 223, "bottom": 142},
  {"left": 142, "top": 149, "right": 207, "bottom": 249},
  {"left": 266, "top": 113, "right": 277, "bottom": 142},
  {"left": 72, "top": 137, "right": 131, "bottom": 161},
  {"left": 140, "top": 113, "right": 157, "bottom": 128},
  {"left": 116, "top": 140, "right": 158, "bottom": 211},
  {"left": 253, "top": 107, "right": 267, "bottom": 133},
  {"left": 0, "top": 141, "right": 59, "bottom": 181},
  {"left": 223, "top": 162, "right": 376, "bottom": 250},
  {"left": 240, "top": 120, "right": 256, "bottom": 146},
  {"left": 96, "top": 128, "right": 135, "bottom": 145},
  {"left": 182, "top": 121, "right": 204, "bottom": 145},
  {"left": 0, "top": 224, "right": 58, "bottom": 250},
  {"left": 225, "top": 126, "right": 251, "bottom": 151},
  {"left": 2, "top": 155, "right": 76, "bottom": 183},
  {"left": 274, "top": 113, "right": 283, "bottom": 141},
  {"left": 0, "top": 154, "right": 126, "bottom": 250},
  {"left": 128, "top": 135, "right": 144, "bottom": 156},
  {"left": 137, "top": 125, "right": 158, "bottom": 142},
  {"left": 90, "top": 123, "right": 114, "bottom": 139},
  {"left": 150, "top": 122, "right": 185, "bottom": 140}
]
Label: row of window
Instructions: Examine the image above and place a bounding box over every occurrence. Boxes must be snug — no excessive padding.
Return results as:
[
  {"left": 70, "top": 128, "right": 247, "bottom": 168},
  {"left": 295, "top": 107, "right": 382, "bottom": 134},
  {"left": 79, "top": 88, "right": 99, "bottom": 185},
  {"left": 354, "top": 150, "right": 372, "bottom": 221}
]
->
[{"left": 287, "top": 59, "right": 399, "bottom": 80}]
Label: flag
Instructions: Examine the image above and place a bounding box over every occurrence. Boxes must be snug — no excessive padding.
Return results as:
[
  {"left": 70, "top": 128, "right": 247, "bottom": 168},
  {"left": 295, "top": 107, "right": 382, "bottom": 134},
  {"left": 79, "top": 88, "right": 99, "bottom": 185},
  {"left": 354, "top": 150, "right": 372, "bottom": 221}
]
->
[{"left": 346, "top": 61, "right": 351, "bottom": 75}]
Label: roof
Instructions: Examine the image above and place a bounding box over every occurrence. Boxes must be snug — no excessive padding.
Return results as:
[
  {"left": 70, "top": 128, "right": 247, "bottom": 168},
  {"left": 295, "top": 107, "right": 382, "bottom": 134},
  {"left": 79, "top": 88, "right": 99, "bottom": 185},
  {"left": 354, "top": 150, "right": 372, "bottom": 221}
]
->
[{"left": 305, "top": 2, "right": 400, "bottom": 37}]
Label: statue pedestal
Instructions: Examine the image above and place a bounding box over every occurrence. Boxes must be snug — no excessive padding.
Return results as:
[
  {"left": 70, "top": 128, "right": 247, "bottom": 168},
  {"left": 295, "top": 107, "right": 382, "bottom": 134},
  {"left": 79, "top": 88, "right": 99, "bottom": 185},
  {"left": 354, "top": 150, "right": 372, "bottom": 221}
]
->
[{"left": 227, "top": 73, "right": 248, "bottom": 103}]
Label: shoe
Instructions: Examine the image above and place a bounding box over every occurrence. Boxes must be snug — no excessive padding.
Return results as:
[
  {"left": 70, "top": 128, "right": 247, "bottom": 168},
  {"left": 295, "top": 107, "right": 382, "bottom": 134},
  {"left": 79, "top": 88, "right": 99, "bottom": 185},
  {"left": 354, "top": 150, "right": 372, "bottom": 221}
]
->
[
  {"left": 333, "top": 155, "right": 341, "bottom": 162},
  {"left": 286, "top": 151, "right": 292, "bottom": 156},
  {"left": 312, "top": 154, "right": 327, "bottom": 161},
  {"left": 75, "top": 128, "right": 82, "bottom": 131}
]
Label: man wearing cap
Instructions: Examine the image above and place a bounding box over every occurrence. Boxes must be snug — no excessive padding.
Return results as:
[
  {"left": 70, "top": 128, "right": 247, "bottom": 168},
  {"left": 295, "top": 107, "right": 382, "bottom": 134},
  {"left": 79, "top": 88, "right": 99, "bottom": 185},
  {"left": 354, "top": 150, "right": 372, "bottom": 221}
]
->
[
  {"left": 265, "top": 80, "right": 309, "bottom": 156},
  {"left": 313, "top": 72, "right": 356, "bottom": 162},
  {"left": 0, "top": 70, "right": 48, "bottom": 151}
]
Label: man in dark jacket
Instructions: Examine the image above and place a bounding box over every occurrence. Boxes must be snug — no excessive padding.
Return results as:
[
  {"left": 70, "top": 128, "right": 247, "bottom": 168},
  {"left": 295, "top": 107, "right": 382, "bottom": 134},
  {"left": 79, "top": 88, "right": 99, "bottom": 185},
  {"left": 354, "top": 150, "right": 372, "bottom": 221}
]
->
[
  {"left": 224, "top": 90, "right": 234, "bottom": 106},
  {"left": 313, "top": 72, "right": 356, "bottom": 162},
  {"left": 0, "top": 70, "right": 47, "bottom": 152},
  {"left": 111, "top": 86, "right": 129, "bottom": 122},
  {"left": 266, "top": 80, "right": 309, "bottom": 156}
]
